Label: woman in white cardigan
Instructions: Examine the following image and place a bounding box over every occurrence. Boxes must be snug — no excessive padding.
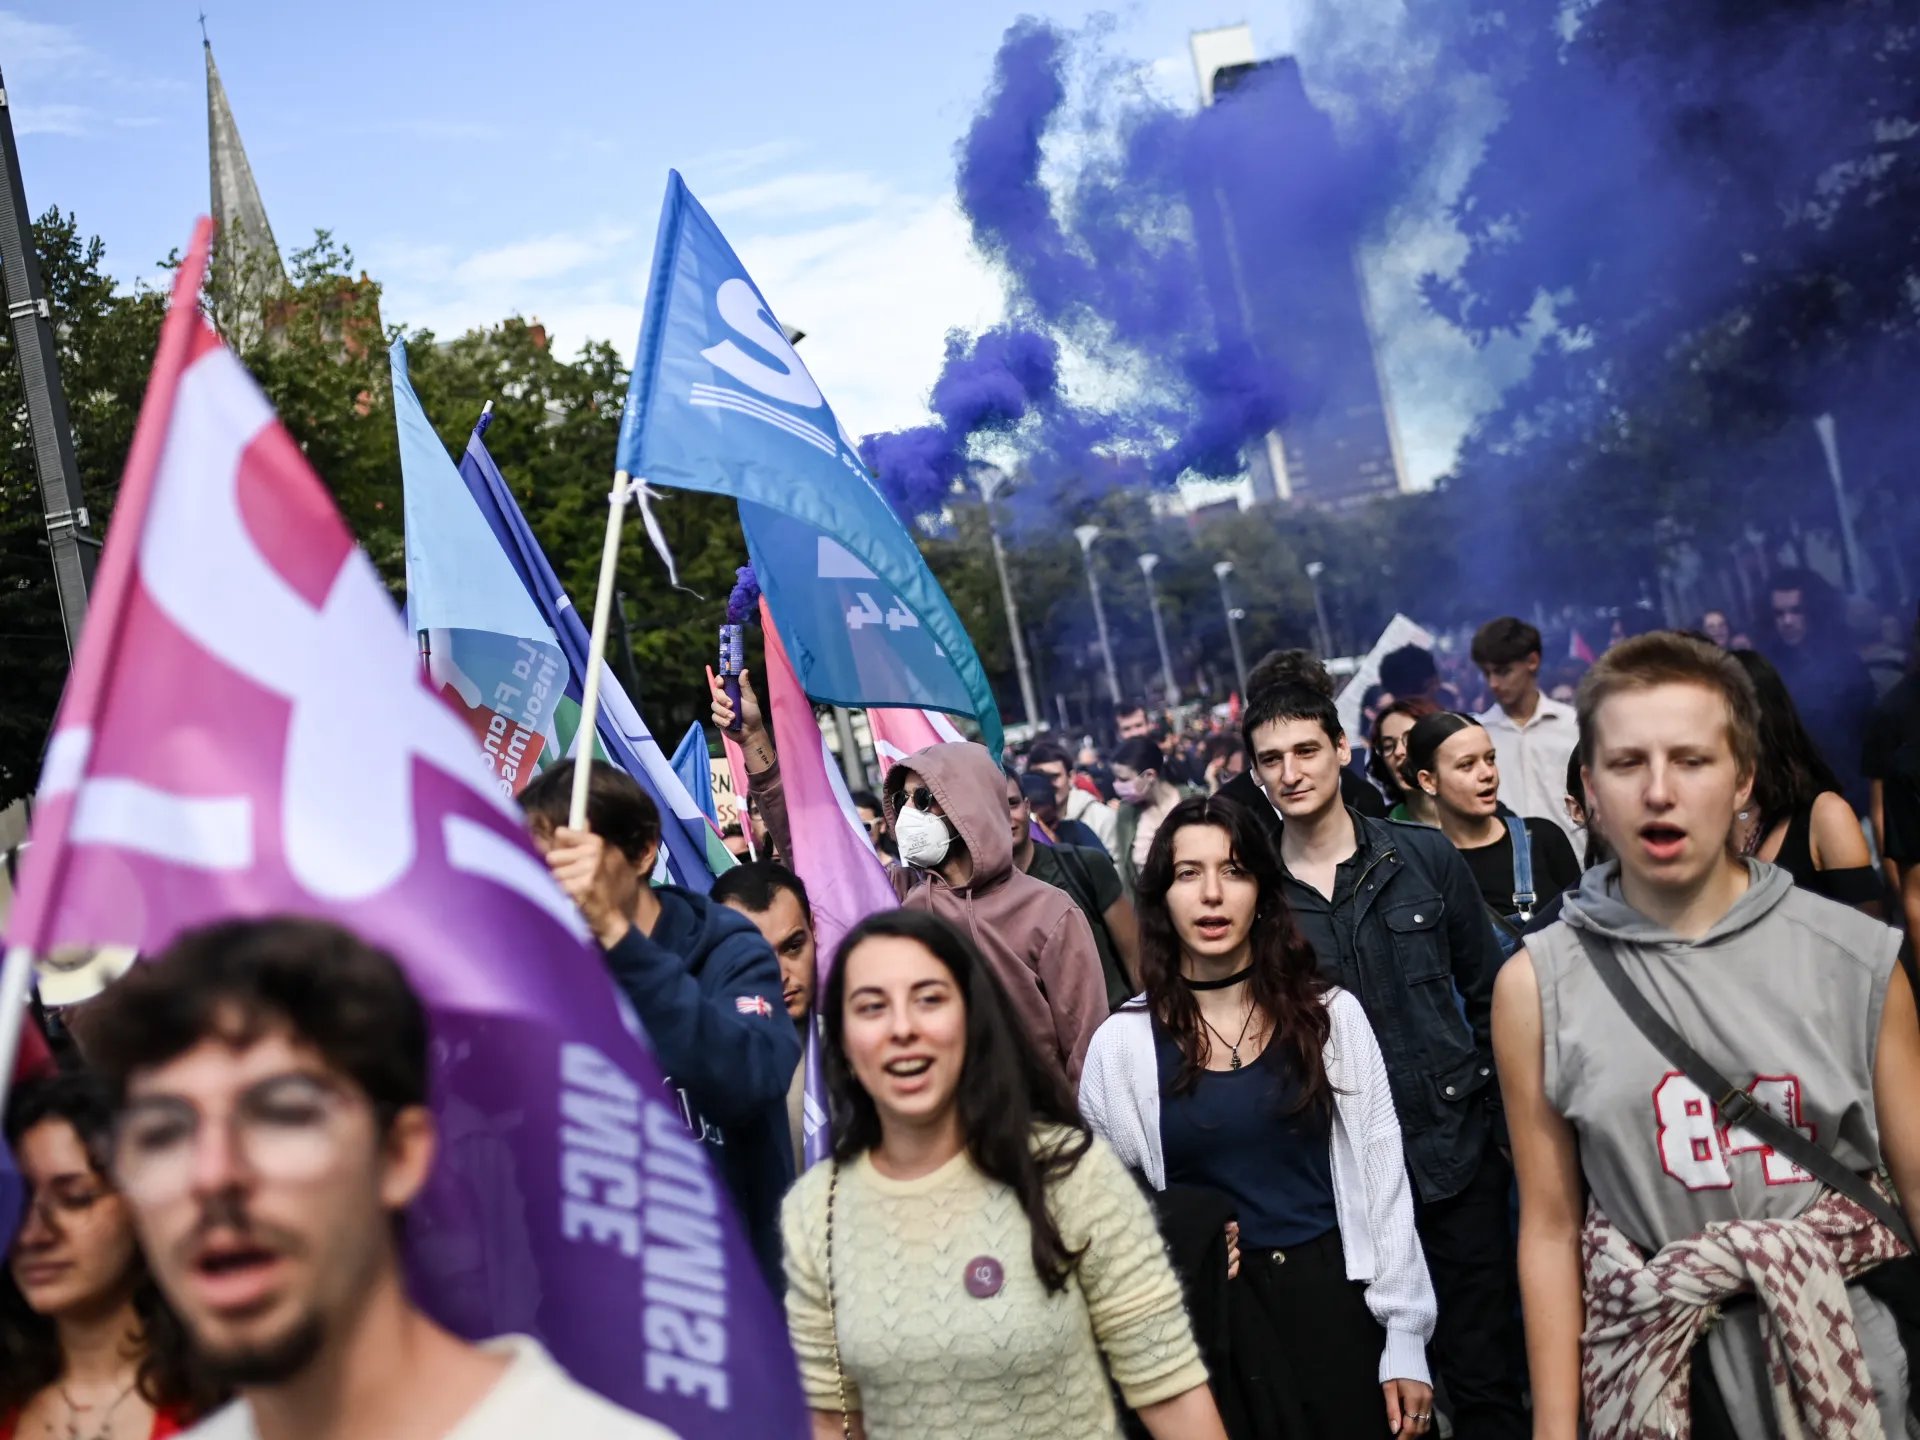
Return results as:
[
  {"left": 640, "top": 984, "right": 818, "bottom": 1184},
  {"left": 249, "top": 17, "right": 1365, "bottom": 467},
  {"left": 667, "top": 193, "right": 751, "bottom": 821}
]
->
[{"left": 1079, "top": 794, "right": 1438, "bottom": 1439}]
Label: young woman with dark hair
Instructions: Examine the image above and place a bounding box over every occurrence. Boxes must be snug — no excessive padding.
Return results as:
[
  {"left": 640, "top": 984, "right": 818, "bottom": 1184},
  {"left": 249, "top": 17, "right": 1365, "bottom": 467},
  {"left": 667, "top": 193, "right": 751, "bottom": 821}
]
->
[
  {"left": 1079, "top": 796, "right": 1437, "bottom": 1439},
  {"left": 1, "top": 1074, "right": 219, "bottom": 1439},
  {"left": 1728, "top": 649, "right": 1882, "bottom": 915},
  {"left": 781, "top": 908, "right": 1226, "bottom": 1440},
  {"left": 1368, "top": 697, "right": 1440, "bottom": 823},
  {"left": 1406, "top": 712, "right": 1583, "bottom": 941},
  {"left": 1112, "top": 737, "right": 1201, "bottom": 897}
]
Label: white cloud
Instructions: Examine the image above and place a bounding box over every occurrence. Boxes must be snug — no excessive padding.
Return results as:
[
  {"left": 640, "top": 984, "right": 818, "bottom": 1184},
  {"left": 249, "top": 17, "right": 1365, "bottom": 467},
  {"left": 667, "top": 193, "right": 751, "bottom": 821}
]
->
[
  {"left": 13, "top": 101, "right": 93, "bottom": 136},
  {"left": 703, "top": 171, "right": 899, "bottom": 221},
  {"left": 687, "top": 138, "right": 806, "bottom": 184},
  {"left": 0, "top": 12, "right": 90, "bottom": 70}
]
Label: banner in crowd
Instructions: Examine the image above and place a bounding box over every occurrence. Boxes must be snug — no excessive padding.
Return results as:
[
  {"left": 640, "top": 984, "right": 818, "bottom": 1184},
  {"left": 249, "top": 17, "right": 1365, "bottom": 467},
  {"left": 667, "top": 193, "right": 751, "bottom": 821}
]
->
[
  {"left": 616, "top": 170, "right": 1003, "bottom": 754},
  {"left": 5, "top": 223, "right": 802, "bottom": 1436},
  {"left": 670, "top": 722, "right": 719, "bottom": 826},
  {"left": 867, "top": 706, "right": 968, "bottom": 775},
  {"left": 758, "top": 605, "right": 896, "bottom": 1165},
  {"left": 440, "top": 366, "right": 734, "bottom": 888},
  {"left": 1335, "top": 613, "right": 1437, "bottom": 744}
]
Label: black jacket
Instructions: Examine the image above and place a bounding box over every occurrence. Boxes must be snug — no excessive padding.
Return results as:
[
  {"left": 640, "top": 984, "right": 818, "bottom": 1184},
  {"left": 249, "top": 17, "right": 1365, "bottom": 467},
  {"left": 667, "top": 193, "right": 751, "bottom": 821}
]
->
[{"left": 1277, "top": 812, "right": 1504, "bottom": 1205}]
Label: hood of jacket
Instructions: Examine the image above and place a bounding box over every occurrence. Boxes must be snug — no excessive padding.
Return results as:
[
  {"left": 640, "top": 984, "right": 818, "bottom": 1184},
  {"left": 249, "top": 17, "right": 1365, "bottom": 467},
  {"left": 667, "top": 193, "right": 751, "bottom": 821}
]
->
[
  {"left": 884, "top": 741, "right": 1014, "bottom": 891},
  {"left": 1558, "top": 858, "right": 1794, "bottom": 948}
]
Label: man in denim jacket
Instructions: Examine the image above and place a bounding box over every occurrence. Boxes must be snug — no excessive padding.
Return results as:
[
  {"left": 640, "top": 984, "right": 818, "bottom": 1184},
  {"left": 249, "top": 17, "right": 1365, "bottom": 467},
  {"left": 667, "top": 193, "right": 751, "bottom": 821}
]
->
[{"left": 1244, "top": 683, "right": 1525, "bottom": 1440}]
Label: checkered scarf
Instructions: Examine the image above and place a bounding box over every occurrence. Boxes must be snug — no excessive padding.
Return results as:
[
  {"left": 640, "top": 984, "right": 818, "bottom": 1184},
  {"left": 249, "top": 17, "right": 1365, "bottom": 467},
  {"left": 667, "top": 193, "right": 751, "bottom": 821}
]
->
[{"left": 1580, "top": 1185, "right": 1909, "bottom": 1440}]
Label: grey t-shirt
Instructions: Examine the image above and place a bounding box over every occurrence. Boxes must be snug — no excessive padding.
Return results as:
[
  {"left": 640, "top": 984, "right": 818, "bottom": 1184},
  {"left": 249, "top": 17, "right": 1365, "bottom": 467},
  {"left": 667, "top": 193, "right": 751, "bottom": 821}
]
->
[{"left": 1530, "top": 861, "right": 1906, "bottom": 1436}]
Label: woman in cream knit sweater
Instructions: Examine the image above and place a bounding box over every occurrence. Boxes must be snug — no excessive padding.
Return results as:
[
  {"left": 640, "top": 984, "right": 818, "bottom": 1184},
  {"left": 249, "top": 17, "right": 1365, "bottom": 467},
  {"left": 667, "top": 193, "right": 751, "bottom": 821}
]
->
[{"left": 781, "top": 908, "right": 1226, "bottom": 1439}]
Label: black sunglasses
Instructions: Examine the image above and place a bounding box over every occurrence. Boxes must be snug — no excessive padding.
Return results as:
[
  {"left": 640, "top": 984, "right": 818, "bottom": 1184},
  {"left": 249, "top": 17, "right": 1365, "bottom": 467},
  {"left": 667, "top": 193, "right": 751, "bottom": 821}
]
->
[{"left": 891, "top": 785, "right": 937, "bottom": 813}]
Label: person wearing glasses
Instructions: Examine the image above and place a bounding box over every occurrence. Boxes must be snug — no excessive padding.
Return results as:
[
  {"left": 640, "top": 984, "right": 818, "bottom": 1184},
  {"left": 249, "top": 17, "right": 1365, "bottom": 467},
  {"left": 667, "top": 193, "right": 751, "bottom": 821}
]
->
[
  {"left": 708, "top": 672, "right": 1107, "bottom": 1090},
  {"left": 2, "top": 1074, "right": 217, "bottom": 1440},
  {"left": 75, "top": 917, "right": 676, "bottom": 1440}
]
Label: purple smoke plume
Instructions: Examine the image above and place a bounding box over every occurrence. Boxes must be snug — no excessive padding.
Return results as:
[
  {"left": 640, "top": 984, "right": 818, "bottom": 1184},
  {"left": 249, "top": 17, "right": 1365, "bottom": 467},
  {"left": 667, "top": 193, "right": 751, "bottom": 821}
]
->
[{"left": 725, "top": 565, "right": 761, "bottom": 626}]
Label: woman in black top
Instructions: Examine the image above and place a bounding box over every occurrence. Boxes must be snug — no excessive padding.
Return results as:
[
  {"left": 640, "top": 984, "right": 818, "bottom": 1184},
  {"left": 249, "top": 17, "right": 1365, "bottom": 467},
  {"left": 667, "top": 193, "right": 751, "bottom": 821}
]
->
[
  {"left": 1729, "top": 650, "right": 1884, "bottom": 916},
  {"left": 1405, "top": 713, "right": 1581, "bottom": 924}
]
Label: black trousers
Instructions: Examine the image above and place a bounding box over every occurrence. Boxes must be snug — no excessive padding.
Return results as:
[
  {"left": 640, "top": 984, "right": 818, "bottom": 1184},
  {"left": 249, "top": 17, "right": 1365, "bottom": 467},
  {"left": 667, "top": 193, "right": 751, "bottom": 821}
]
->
[
  {"left": 1415, "top": 1139, "right": 1530, "bottom": 1440},
  {"left": 1237, "top": 1228, "right": 1391, "bottom": 1440}
]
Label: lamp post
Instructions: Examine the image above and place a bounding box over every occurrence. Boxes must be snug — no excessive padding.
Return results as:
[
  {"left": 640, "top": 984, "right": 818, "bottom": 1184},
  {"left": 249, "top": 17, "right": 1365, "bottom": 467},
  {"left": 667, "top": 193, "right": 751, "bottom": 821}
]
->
[
  {"left": 1813, "top": 414, "right": 1867, "bottom": 599},
  {"left": 1304, "top": 560, "right": 1334, "bottom": 658},
  {"left": 974, "top": 467, "right": 1041, "bottom": 733},
  {"left": 1139, "top": 552, "right": 1179, "bottom": 705},
  {"left": 1074, "top": 524, "right": 1122, "bottom": 705},
  {"left": 1213, "top": 561, "right": 1249, "bottom": 698}
]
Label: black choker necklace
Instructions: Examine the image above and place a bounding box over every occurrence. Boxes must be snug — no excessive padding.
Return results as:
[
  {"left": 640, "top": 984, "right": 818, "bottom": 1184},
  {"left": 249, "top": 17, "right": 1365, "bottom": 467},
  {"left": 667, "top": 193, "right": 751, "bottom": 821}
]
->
[{"left": 1183, "top": 965, "right": 1253, "bottom": 991}]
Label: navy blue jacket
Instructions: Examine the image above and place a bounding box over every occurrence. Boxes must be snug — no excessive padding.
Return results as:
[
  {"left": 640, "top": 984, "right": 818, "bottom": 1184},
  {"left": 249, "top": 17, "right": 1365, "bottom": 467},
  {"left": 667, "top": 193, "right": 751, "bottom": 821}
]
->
[{"left": 603, "top": 885, "right": 799, "bottom": 1289}]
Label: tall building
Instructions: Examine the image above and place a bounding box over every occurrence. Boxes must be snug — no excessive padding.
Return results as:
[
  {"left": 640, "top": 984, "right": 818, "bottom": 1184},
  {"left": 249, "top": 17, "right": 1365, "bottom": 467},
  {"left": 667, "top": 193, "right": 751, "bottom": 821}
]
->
[
  {"left": 204, "top": 33, "right": 285, "bottom": 345},
  {"left": 1187, "top": 25, "right": 1407, "bottom": 511}
]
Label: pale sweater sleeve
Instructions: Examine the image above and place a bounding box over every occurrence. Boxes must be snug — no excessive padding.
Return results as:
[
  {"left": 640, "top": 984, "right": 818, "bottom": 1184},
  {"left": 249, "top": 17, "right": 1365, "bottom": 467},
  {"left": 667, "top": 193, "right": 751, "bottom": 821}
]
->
[
  {"left": 1332, "top": 991, "right": 1438, "bottom": 1385},
  {"left": 780, "top": 1166, "right": 862, "bottom": 1415},
  {"left": 1053, "top": 1133, "right": 1210, "bottom": 1408}
]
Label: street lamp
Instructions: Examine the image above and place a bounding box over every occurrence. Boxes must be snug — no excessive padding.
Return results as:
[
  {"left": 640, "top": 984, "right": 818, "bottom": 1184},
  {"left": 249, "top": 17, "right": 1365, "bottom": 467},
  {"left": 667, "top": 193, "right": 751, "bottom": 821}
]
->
[
  {"left": 1139, "top": 552, "right": 1179, "bottom": 705},
  {"left": 974, "top": 466, "right": 1041, "bottom": 733},
  {"left": 1213, "top": 561, "right": 1249, "bottom": 698},
  {"left": 1073, "top": 524, "right": 1122, "bottom": 705},
  {"left": 1304, "top": 560, "right": 1334, "bottom": 659}
]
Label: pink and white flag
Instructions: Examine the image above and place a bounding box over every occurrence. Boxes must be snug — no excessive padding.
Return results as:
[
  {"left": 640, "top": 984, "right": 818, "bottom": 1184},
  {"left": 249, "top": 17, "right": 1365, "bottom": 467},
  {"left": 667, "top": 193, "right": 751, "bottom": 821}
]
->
[
  {"left": 867, "top": 706, "right": 968, "bottom": 774},
  {"left": 3, "top": 222, "right": 801, "bottom": 1436}
]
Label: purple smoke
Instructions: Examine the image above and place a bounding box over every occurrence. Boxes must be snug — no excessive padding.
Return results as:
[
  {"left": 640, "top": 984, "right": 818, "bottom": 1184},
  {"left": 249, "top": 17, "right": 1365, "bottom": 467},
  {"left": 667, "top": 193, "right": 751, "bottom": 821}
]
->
[{"left": 725, "top": 565, "right": 761, "bottom": 626}]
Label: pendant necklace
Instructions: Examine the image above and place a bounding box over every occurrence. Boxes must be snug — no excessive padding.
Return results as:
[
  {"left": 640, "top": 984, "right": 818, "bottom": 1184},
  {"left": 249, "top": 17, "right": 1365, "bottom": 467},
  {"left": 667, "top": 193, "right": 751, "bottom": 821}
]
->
[
  {"left": 52, "top": 1380, "right": 135, "bottom": 1440},
  {"left": 1199, "top": 1001, "right": 1258, "bottom": 1070}
]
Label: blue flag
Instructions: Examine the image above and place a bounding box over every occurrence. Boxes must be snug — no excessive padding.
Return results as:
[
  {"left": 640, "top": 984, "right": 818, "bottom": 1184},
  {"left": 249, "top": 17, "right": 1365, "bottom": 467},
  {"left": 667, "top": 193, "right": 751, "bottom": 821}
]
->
[
  {"left": 392, "top": 340, "right": 728, "bottom": 889},
  {"left": 670, "top": 722, "right": 719, "bottom": 826},
  {"left": 618, "top": 171, "right": 1003, "bottom": 754}
]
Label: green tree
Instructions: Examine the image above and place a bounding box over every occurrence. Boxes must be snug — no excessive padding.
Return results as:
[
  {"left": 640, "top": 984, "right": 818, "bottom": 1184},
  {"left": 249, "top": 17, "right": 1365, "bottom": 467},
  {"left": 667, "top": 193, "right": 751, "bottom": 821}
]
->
[{"left": 0, "top": 210, "right": 163, "bottom": 801}]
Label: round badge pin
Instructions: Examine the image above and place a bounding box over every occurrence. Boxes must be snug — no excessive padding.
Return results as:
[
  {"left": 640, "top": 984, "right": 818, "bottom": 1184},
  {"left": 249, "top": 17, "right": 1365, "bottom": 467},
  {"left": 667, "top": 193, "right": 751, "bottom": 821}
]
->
[{"left": 964, "top": 1256, "right": 1004, "bottom": 1298}]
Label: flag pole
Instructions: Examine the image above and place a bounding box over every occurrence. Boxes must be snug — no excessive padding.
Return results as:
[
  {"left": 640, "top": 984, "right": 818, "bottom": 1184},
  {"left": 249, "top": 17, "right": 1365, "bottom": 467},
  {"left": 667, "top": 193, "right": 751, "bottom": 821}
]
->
[
  {"left": 0, "top": 945, "right": 36, "bottom": 1113},
  {"left": 569, "top": 471, "right": 633, "bottom": 829}
]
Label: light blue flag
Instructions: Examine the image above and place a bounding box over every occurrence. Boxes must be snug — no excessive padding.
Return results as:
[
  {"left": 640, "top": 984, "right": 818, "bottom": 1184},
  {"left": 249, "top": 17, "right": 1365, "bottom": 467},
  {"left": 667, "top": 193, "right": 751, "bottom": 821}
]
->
[
  {"left": 670, "top": 722, "right": 719, "bottom": 826},
  {"left": 617, "top": 171, "right": 1003, "bottom": 754},
  {"left": 393, "top": 340, "right": 725, "bottom": 889}
]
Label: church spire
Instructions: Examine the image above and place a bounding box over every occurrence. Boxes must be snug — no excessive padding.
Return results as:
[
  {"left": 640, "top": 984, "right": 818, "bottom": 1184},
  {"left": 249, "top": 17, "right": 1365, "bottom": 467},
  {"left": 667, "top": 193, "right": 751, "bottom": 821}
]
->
[{"left": 204, "top": 29, "right": 284, "bottom": 341}]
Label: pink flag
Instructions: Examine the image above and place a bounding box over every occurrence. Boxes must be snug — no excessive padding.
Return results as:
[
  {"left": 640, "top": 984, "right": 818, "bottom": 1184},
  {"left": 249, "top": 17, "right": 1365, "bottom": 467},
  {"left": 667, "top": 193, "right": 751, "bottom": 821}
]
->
[
  {"left": 3, "top": 222, "right": 801, "bottom": 1436},
  {"left": 868, "top": 707, "right": 968, "bottom": 774},
  {"left": 757, "top": 605, "right": 896, "bottom": 1165}
]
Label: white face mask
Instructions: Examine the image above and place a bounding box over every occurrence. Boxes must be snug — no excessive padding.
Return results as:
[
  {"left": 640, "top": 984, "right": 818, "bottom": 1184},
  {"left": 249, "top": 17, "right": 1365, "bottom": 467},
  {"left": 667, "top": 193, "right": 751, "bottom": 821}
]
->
[{"left": 895, "top": 804, "right": 954, "bottom": 869}]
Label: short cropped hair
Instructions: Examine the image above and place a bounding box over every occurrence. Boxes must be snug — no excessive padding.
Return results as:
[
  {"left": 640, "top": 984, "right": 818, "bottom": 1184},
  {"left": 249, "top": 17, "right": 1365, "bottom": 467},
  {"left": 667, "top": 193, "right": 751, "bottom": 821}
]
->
[
  {"left": 1378, "top": 645, "right": 1438, "bottom": 698},
  {"left": 1114, "top": 700, "right": 1148, "bottom": 721},
  {"left": 711, "top": 860, "right": 813, "bottom": 924},
  {"left": 1471, "top": 617, "right": 1543, "bottom": 669},
  {"left": 1247, "top": 649, "right": 1334, "bottom": 701},
  {"left": 1024, "top": 740, "right": 1075, "bottom": 772},
  {"left": 1242, "top": 683, "right": 1343, "bottom": 750},
  {"left": 518, "top": 759, "right": 661, "bottom": 863},
  {"left": 79, "top": 917, "right": 429, "bottom": 1119},
  {"left": 1112, "top": 737, "right": 1165, "bottom": 774},
  {"left": 1575, "top": 631, "right": 1759, "bottom": 777}
]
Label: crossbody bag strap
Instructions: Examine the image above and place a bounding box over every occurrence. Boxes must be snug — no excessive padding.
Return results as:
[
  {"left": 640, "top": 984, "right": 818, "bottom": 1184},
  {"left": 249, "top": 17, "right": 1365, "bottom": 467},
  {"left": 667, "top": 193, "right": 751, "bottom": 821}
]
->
[{"left": 1583, "top": 939, "right": 1916, "bottom": 1251}]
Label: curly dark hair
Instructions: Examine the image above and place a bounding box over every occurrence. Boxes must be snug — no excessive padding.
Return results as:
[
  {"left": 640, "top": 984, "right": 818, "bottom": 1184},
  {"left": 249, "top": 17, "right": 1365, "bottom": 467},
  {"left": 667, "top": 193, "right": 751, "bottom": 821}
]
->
[
  {"left": 820, "top": 908, "right": 1092, "bottom": 1293},
  {"left": 1135, "top": 795, "right": 1334, "bottom": 1116},
  {"left": 0, "top": 1074, "right": 223, "bottom": 1420}
]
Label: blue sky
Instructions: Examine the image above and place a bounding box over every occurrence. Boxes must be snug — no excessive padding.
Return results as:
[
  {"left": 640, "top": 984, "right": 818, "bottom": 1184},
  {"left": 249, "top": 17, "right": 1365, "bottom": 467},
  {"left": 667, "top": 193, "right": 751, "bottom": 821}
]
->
[{"left": 5, "top": 0, "right": 1511, "bottom": 487}]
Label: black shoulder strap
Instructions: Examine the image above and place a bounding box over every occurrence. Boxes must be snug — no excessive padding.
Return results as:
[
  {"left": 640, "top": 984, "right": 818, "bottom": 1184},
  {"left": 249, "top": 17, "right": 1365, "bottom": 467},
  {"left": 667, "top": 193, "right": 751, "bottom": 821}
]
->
[{"left": 1582, "top": 939, "right": 1916, "bottom": 1250}]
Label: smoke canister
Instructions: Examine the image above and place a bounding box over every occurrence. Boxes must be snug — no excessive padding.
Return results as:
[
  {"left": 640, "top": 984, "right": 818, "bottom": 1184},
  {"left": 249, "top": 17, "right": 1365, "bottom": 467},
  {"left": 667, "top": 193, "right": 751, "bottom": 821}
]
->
[{"left": 718, "top": 624, "right": 745, "bottom": 733}]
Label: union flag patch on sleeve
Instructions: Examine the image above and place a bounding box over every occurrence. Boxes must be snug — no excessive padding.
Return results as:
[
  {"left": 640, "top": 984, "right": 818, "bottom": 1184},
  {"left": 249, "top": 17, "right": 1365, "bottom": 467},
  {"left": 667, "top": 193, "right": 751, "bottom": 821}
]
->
[{"left": 735, "top": 994, "right": 774, "bottom": 1017}]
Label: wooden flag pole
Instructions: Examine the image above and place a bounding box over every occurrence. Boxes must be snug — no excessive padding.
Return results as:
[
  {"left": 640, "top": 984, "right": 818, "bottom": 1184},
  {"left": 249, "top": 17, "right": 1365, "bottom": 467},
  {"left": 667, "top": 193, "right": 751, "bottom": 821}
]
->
[{"left": 569, "top": 470, "right": 633, "bottom": 830}]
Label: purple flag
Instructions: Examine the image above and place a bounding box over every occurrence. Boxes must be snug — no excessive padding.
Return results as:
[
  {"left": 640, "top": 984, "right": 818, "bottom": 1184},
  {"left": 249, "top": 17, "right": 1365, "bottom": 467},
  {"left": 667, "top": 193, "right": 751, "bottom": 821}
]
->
[{"left": 5, "top": 222, "right": 803, "bottom": 1436}]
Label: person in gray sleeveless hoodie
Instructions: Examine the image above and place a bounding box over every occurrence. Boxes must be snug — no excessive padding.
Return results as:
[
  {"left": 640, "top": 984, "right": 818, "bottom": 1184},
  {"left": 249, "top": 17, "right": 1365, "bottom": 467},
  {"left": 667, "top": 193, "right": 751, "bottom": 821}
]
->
[{"left": 1495, "top": 632, "right": 1920, "bottom": 1440}]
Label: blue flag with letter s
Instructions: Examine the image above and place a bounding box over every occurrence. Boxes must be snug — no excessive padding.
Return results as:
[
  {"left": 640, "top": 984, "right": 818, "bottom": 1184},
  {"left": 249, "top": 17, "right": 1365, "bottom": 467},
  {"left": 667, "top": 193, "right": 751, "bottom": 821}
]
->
[{"left": 617, "top": 171, "right": 1003, "bottom": 754}]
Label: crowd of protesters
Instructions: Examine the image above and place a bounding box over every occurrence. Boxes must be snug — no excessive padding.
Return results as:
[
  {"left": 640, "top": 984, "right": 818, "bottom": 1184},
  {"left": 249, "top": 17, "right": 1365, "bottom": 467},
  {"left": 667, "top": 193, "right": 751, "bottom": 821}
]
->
[{"left": 6, "top": 568, "right": 1920, "bottom": 1440}]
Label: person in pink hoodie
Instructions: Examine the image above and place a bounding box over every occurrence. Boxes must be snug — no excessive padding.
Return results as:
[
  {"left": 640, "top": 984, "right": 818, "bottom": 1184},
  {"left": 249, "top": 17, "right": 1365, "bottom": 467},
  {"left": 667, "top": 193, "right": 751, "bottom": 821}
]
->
[{"left": 711, "top": 673, "right": 1107, "bottom": 1086}]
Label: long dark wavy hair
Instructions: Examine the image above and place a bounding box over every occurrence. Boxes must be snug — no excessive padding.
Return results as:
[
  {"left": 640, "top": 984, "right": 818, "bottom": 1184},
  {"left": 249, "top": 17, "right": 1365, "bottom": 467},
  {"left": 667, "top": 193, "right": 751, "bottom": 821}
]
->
[
  {"left": 1136, "top": 795, "right": 1334, "bottom": 1116},
  {"left": 821, "top": 908, "right": 1092, "bottom": 1292},
  {"left": 0, "top": 1073, "right": 223, "bottom": 1419},
  {"left": 1730, "top": 649, "right": 1844, "bottom": 830}
]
